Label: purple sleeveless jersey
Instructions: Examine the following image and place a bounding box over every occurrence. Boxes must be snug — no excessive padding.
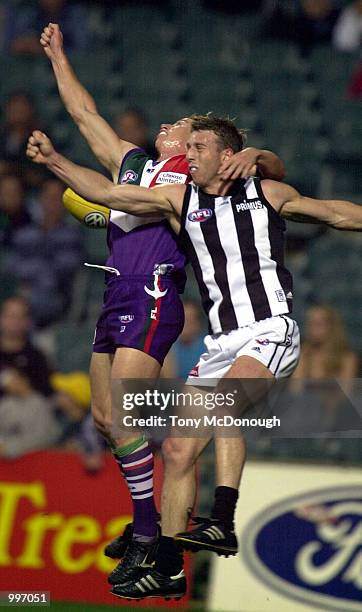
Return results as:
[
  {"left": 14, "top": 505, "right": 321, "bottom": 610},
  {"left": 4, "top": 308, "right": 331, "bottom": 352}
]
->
[
  {"left": 106, "top": 149, "right": 190, "bottom": 292},
  {"left": 93, "top": 149, "right": 190, "bottom": 363}
]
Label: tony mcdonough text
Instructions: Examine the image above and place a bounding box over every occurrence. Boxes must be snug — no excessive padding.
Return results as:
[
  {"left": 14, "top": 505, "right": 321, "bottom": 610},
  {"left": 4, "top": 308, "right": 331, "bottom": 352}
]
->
[{"left": 122, "top": 415, "right": 281, "bottom": 429}]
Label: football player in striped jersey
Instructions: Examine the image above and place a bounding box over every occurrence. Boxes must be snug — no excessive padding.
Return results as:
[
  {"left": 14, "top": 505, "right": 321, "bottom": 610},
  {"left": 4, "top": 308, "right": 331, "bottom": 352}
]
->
[
  {"left": 27, "top": 115, "right": 362, "bottom": 600},
  {"left": 39, "top": 22, "right": 286, "bottom": 588}
]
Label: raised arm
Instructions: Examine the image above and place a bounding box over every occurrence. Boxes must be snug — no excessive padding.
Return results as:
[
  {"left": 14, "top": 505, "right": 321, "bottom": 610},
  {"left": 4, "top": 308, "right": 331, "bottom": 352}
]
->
[
  {"left": 40, "top": 23, "right": 134, "bottom": 181},
  {"left": 261, "top": 179, "right": 362, "bottom": 231},
  {"left": 218, "top": 148, "right": 286, "bottom": 181},
  {"left": 27, "top": 131, "right": 182, "bottom": 229}
]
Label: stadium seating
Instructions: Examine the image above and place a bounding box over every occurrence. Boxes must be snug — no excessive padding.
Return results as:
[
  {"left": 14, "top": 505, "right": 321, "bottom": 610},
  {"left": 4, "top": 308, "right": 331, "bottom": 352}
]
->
[{"left": 1, "top": 4, "right": 360, "bottom": 467}]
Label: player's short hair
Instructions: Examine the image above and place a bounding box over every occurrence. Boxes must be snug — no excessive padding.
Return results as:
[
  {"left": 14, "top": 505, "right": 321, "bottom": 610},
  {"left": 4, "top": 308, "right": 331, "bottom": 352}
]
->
[{"left": 189, "top": 113, "right": 246, "bottom": 153}]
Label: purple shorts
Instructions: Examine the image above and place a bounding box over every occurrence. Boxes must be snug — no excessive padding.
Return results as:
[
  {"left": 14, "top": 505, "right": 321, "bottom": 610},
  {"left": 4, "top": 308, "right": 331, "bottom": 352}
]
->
[{"left": 93, "top": 275, "right": 184, "bottom": 365}]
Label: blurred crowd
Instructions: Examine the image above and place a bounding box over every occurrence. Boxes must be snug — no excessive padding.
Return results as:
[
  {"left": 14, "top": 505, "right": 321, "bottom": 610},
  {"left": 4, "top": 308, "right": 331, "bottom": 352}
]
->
[
  {"left": 0, "top": 295, "right": 105, "bottom": 466},
  {"left": 1, "top": 1, "right": 361, "bottom": 55},
  {"left": 0, "top": 90, "right": 157, "bottom": 326},
  {"left": 0, "top": 0, "right": 360, "bottom": 467},
  {"left": 262, "top": 0, "right": 361, "bottom": 51},
  {"left": 263, "top": 0, "right": 362, "bottom": 96},
  {"left": 0, "top": 289, "right": 359, "bottom": 464},
  {"left": 0, "top": 83, "right": 161, "bottom": 468}
]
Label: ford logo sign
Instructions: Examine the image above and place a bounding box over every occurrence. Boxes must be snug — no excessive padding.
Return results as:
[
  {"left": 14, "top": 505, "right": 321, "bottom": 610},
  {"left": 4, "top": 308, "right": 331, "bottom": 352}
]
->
[
  {"left": 242, "top": 486, "right": 362, "bottom": 611},
  {"left": 188, "top": 209, "right": 213, "bottom": 222}
]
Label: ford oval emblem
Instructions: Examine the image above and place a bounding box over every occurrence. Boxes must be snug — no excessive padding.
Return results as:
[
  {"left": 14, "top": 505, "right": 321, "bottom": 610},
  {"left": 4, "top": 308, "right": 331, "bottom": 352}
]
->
[{"left": 242, "top": 486, "right": 362, "bottom": 611}]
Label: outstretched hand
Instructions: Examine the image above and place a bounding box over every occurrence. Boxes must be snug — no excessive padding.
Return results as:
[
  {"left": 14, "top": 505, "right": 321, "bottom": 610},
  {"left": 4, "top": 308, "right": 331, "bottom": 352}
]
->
[
  {"left": 40, "top": 22, "right": 64, "bottom": 60},
  {"left": 26, "top": 131, "right": 55, "bottom": 164},
  {"left": 218, "top": 147, "right": 260, "bottom": 180}
]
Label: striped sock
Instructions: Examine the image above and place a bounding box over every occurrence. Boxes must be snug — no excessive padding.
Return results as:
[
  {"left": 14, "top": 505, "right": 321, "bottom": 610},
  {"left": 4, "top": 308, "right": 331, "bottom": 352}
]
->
[{"left": 114, "top": 439, "right": 158, "bottom": 540}]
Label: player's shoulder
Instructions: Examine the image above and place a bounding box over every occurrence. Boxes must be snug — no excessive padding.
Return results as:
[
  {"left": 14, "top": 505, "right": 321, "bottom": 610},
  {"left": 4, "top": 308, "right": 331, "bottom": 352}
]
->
[
  {"left": 260, "top": 178, "right": 298, "bottom": 202},
  {"left": 121, "top": 146, "right": 151, "bottom": 166},
  {"left": 118, "top": 147, "right": 152, "bottom": 184}
]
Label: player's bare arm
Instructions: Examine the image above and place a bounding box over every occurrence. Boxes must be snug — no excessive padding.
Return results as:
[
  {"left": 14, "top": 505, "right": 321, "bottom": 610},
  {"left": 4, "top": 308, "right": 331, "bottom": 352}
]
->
[
  {"left": 27, "top": 131, "right": 184, "bottom": 232},
  {"left": 261, "top": 179, "right": 362, "bottom": 231},
  {"left": 40, "top": 23, "right": 133, "bottom": 181},
  {"left": 219, "top": 148, "right": 286, "bottom": 181}
]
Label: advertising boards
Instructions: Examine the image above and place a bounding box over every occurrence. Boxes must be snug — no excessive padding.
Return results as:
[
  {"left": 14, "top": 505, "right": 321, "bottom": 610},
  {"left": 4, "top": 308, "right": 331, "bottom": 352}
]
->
[{"left": 208, "top": 461, "right": 362, "bottom": 612}]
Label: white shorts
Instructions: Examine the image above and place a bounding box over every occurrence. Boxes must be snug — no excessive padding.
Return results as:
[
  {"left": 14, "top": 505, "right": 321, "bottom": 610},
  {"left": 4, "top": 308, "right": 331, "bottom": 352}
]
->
[{"left": 186, "top": 315, "right": 300, "bottom": 387}]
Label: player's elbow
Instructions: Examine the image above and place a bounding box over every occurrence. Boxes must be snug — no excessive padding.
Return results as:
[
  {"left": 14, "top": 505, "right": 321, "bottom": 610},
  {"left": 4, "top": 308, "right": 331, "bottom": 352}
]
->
[
  {"left": 329, "top": 207, "right": 352, "bottom": 230},
  {"left": 106, "top": 184, "right": 130, "bottom": 211},
  {"left": 67, "top": 104, "right": 86, "bottom": 127},
  {"left": 276, "top": 162, "right": 286, "bottom": 181},
  {"left": 331, "top": 215, "right": 355, "bottom": 230},
  {"left": 268, "top": 160, "right": 286, "bottom": 182},
  {"left": 68, "top": 104, "right": 97, "bottom": 129},
  {"left": 68, "top": 105, "right": 88, "bottom": 126}
]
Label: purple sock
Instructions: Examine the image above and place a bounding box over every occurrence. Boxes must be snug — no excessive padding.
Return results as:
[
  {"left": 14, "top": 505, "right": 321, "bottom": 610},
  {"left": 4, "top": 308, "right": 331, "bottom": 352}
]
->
[{"left": 114, "top": 440, "right": 158, "bottom": 540}]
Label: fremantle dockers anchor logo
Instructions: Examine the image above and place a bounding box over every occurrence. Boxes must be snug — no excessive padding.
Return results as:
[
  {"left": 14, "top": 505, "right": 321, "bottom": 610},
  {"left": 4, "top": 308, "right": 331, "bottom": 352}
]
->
[
  {"left": 84, "top": 212, "right": 107, "bottom": 228},
  {"left": 144, "top": 276, "right": 168, "bottom": 301}
]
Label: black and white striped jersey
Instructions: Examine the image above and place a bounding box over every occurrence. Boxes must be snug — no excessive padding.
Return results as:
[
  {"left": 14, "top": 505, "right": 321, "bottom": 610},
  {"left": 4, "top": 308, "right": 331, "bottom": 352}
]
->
[{"left": 179, "top": 177, "right": 293, "bottom": 334}]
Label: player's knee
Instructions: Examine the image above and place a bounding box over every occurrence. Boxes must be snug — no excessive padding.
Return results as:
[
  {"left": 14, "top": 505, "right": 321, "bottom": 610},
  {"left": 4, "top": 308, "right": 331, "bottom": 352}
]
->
[
  {"left": 162, "top": 438, "right": 196, "bottom": 474},
  {"left": 91, "top": 402, "right": 112, "bottom": 438}
]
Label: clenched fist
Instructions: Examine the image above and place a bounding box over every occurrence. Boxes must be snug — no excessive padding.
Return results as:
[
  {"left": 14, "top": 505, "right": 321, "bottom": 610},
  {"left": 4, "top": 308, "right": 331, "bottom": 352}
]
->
[
  {"left": 40, "top": 22, "right": 64, "bottom": 60},
  {"left": 26, "top": 131, "right": 55, "bottom": 164}
]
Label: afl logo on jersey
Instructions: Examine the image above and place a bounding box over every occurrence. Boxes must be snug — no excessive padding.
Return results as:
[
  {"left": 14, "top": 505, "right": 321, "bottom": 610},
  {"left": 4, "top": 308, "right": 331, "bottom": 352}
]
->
[
  {"left": 188, "top": 209, "right": 213, "bottom": 222},
  {"left": 84, "top": 211, "right": 107, "bottom": 228},
  {"left": 121, "top": 170, "right": 138, "bottom": 184}
]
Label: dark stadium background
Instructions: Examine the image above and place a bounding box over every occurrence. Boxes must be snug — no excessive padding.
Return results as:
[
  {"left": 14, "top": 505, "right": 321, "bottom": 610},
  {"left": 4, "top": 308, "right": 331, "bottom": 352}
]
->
[{"left": 0, "top": 1, "right": 361, "bottom": 611}]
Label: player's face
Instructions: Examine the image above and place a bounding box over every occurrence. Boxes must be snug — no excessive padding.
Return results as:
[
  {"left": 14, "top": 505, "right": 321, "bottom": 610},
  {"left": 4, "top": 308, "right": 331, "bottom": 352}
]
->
[
  {"left": 155, "top": 118, "right": 191, "bottom": 155},
  {"left": 186, "top": 130, "right": 229, "bottom": 187}
]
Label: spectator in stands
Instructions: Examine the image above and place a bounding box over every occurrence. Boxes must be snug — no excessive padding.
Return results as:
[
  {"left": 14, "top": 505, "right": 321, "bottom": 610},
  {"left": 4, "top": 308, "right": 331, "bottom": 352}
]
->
[
  {"left": 0, "top": 296, "right": 53, "bottom": 396},
  {"left": 0, "top": 175, "right": 31, "bottom": 246},
  {"left": 0, "top": 91, "right": 46, "bottom": 188},
  {"left": 333, "top": 0, "right": 362, "bottom": 52},
  {"left": 264, "top": 0, "right": 341, "bottom": 53},
  {"left": 113, "top": 108, "right": 157, "bottom": 158},
  {"left": 0, "top": 367, "right": 60, "bottom": 459},
  {"left": 294, "top": 304, "right": 359, "bottom": 378},
  {"left": 8, "top": 179, "right": 83, "bottom": 327},
  {"left": 292, "top": 304, "right": 360, "bottom": 440},
  {"left": 162, "top": 300, "right": 205, "bottom": 378},
  {"left": 2, "top": 0, "right": 91, "bottom": 55},
  {"left": 51, "top": 371, "right": 105, "bottom": 471},
  {"left": 295, "top": 0, "right": 341, "bottom": 52},
  {"left": 333, "top": 1, "right": 362, "bottom": 98}
]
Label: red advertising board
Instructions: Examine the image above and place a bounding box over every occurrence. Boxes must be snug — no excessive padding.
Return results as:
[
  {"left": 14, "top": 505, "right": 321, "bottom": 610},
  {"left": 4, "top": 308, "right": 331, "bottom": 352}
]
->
[{"left": 0, "top": 451, "right": 190, "bottom": 607}]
